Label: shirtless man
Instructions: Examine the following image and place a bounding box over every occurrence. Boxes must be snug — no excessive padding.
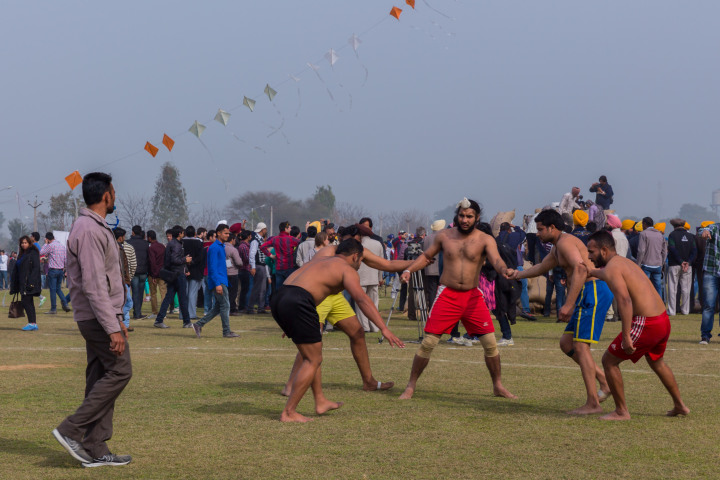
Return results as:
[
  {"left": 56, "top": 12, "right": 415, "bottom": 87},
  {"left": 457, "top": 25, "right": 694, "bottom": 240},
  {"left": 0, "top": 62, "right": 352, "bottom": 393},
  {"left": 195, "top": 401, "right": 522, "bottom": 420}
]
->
[
  {"left": 585, "top": 230, "right": 689, "bottom": 420},
  {"left": 508, "top": 209, "right": 612, "bottom": 414},
  {"left": 398, "top": 198, "right": 516, "bottom": 400},
  {"left": 282, "top": 224, "right": 413, "bottom": 395},
  {"left": 272, "top": 238, "right": 405, "bottom": 423}
]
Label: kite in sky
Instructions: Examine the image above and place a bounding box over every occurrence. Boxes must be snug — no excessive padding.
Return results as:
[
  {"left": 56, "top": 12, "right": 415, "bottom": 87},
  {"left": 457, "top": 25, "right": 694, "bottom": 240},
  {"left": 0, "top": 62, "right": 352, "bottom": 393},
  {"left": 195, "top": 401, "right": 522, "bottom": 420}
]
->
[
  {"left": 243, "top": 96, "right": 256, "bottom": 112},
  {"left": 189, "top": 121, "right": 206, "bottom": 137},
  {"left": 65, "top": 170, "right": 82, "bottom": 190},
  {"left": 144, "top": 141, "right": 159, "bottom": 157},
  {"left": 214, "top": 109, "right": 231, "bottom": 126},
  {"left": 390, "top": 6, "right": 402, "bottom": 19},
  {"left": 325, "top": 49, "right": 339, "bottom": 67},
  {"left": 162, "top": 133, "right": 175, "bottom": 151},
  {"left": 264, "top": 84, "right": 277, "bottom": 101}
]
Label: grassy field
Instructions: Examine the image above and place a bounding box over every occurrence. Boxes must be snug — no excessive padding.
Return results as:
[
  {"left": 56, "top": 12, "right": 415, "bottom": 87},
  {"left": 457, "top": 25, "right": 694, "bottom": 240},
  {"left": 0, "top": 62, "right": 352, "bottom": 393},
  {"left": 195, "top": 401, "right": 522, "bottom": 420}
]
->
[{"left": 1, "top": 289, "right": 719, "bottom": 480}]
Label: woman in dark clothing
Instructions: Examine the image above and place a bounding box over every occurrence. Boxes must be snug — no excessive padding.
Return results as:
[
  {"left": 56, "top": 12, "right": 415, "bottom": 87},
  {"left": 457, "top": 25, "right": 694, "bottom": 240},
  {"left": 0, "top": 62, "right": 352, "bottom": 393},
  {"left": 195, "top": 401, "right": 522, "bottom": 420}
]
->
[{"left": 10, "top": 236, "right": 42, "bottom": 331}]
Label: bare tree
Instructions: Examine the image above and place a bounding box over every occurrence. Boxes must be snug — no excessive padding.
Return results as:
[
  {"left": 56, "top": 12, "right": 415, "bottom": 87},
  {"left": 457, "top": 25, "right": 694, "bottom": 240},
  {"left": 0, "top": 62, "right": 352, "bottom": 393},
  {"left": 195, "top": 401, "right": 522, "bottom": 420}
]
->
[
  {"left": 333, "top": 202, "right": 368, "bottom": 227},
  {"left": 116, "top": 194, "right": 152, "bottom": 229},
  {"left": 381, "top": 209, "right": 431, "bottom": 236},
  {"left": 189, "top": 203, "right": 225, "bottom": 230}
]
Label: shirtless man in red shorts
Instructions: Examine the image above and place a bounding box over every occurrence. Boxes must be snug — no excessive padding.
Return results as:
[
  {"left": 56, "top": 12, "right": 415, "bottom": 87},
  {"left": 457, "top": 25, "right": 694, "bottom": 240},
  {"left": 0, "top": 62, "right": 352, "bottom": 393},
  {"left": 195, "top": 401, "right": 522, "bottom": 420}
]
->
[
  {"left": 398, "top": 198, "right": 516, "bottom": 400},
  {"left": 586, "top": 230, "right": 690, "bottom": 420}
]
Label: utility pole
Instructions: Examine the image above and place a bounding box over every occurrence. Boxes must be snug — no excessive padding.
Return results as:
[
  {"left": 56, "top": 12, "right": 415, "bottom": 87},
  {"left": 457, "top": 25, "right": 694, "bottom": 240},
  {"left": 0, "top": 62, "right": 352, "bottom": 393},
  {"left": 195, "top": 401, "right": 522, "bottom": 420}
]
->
[
  {"left": 27, "top": 195, "right": 43, "bottom": 232},
  {"left": 270, "top": 206, "right": 274, "bottom": 237}
]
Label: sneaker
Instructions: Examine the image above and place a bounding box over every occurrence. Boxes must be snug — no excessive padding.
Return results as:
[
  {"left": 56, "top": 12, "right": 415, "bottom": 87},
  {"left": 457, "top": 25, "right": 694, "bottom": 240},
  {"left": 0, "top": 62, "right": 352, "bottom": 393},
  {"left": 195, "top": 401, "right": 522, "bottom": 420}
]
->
[
  {"left": 62, "top": 305, "right": 72, "bottom": 313},
  {"left": 497, "top": 337, "right": 514, "bottom": 346},
  {"left": 463, "top": 334, "right": 481, "bottom": 344},
  {"left": 21, "top": 323, "right": 39, "bottom": 331},
  {"left": 699, "top": 338, "right": 710, "bottom": 345},
  {"left": 52, "top": 429, "right": 92, "bottom": 463},
  {"left": 39, "top": 295, "right": 46, "bottom": 307},
  {"left": 448, "top": 336, "right": 472, "bottom": 347},
  {"left": 154, "top": 322, "right": 169, "bottom": 329},
  {"left": 223, "top": 331, "right": 240, "bottom": 338},
  {"left": 46, "top": 310, "right": 57, "bottom": 315},
  {"left": 147, "top": 314, "right": 157, "bottom": 320},
  {"left": 518, "top": 311, "right": 536, "bottom": 321},
  {"left": 82, "top": 453, "right": 132, "bottom": 468},
  {"left": 192, "top": 323, "right": 202, "bottom": 338},
  {"left": 182, "top": 323, "right": 193, "bottom": 328}
]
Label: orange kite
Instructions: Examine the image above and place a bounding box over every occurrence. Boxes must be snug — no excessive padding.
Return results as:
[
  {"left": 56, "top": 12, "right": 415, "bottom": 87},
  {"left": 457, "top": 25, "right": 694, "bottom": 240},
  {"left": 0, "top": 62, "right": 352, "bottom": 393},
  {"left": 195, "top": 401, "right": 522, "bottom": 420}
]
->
[
  {"left": 145, "top": 141, "right": 159, "bottom": 157},
  {"left": 390, "top": 6, "right": 402, "bottom": 19},
  {"left": 406, "top": 0, "right": 415, "bottom": 8},
  {"left": 65, "top": 170, "right": 82, "bottom": 190},
  {"left": 162, "top": 133, "right": 175, "bottom": 152}
]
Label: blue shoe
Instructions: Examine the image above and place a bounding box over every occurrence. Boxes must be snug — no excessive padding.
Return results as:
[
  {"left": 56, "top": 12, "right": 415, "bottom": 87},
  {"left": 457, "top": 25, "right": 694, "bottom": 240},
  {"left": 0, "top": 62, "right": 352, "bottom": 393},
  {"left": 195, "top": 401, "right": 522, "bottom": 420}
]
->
[{"left": 21, "top": 323, "right": 38, "bottom": 331}]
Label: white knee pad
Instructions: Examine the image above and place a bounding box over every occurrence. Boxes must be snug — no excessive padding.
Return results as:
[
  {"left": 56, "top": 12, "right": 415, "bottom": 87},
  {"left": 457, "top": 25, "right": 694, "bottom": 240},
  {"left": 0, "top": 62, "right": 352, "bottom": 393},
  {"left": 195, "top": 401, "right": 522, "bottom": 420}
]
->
[{"left": 417, "top": 334, "right": 440, "bottom": 359}]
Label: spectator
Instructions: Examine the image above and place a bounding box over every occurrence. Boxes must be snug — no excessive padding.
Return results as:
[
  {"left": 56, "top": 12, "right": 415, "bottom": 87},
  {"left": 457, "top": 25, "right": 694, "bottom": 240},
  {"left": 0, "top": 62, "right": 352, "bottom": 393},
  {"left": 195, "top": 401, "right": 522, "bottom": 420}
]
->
[
  {"left": 146, "top": 230, "right": 166, "bottom": 320},
  {"left": 154, "top": 226, "right": 192, "bottom": 329},
  {"left": 260, "top": 221, "right": 301, "bottom": 291},
  {"left": 0, "top": 249, "right": 7, "bottom": 289},
  {"left": 40, "top": 232, "right": 71, "bottom": 314},
  {"left": 182, "top": 225, "right": 205, "bottom": 322},
  {"left": 247, "top": 223, "right": 269, "bottom": 314},
  {"left": 667, "top": 219, "right": 696, "bottom": 316},
  {"left": 10, "top": 236, "right": 42, "bottom": 331},
  {"left": 225, "top": 232, "right": 243, "bottom": 315},
  {"left": 295, "top": 225, "right": 317, "bottom": 268},
  {"left": 589, "top": 175, "right": 614, "bottom": 210},
  {"left": 236, "top": 230, "right": 252, "bottom": 314},
  {"left": 126, "top": 226, "right": 149, "bottom": 320},
  {"left": 700, "top": 222, "right": 720, "bottom": 344},
  {"left": 571, "top": 210, "right": 591, "bottom": 245},
  {"left": 636, "top": 217, "right": 667, "bottom": 297},
  {"left": 559, "top": 187, "right": 582, "bottom": 219},
  {"left": 114, "top": 228, "right": 136, "bottom": 330}
]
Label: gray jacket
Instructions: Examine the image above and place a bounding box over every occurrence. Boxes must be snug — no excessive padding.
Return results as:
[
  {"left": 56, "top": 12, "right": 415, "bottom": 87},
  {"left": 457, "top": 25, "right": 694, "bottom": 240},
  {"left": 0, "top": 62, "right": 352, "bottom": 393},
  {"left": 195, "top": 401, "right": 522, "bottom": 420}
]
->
[
  {"left": 66, "top": 208, "right": 125, "bottom": 334},
  {"left": 637, "top": 227, "right": 667, "bottom": 268}
]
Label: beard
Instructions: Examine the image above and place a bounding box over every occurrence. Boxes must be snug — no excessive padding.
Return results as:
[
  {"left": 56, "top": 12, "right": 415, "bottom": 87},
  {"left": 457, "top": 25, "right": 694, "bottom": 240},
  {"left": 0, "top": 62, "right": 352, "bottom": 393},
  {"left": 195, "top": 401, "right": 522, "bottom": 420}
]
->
[{"left": 457, "top": 223, "right": 475, "bottom": 236}]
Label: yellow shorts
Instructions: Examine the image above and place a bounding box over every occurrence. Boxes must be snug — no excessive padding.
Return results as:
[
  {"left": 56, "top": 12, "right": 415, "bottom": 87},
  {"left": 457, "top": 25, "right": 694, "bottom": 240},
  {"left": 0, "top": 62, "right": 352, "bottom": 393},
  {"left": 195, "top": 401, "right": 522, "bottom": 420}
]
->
[{"left": 316, "top": 293, "right": 355, "bottom": 325}]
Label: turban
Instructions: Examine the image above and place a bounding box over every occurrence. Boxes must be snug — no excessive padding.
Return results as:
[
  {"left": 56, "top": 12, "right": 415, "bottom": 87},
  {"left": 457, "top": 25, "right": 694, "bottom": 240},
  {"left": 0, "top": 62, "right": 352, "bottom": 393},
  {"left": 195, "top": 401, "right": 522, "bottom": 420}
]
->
[
  {"left": 309, "top": 221, "right": 322, "bottom": 233},
  {"left": 573, "top": 210, "right": 589, "bottom": 227},
  {"left": 621, "top": 219, "right": 635, "bottom": 231},
  {"left": 701, "top": 221, "right": 715, "bottom": 228},
  {"left": 606, "top": 215, "right": 621, "bottom": 229},
  {"left": 431, "top": 219, "right": 446, "bottom": 231},
  {"left": 684, "top": 222, "right": 691, "bottom": 230},
  {"left": 229, "top": 223, "right": 243, "bottom": 233},
  {"left": 634, "top": 222, "right": 643, "bottom": 232},
  {"left": 654, "top": 222, "right": 666, "bottom": 234}
]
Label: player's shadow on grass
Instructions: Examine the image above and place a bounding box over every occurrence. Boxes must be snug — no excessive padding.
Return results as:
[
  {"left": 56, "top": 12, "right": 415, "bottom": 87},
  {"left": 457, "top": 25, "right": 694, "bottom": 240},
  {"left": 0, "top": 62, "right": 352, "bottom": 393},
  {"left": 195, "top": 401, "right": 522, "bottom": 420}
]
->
[
  {"left": 193, "top": 401, "right": 278, "bottom": 419},
  {"left": 413, "top": 390, "right": 563, "bottom": 416},
  {"left": 0, "top": 437, "right": 78, "bottom": 468}
]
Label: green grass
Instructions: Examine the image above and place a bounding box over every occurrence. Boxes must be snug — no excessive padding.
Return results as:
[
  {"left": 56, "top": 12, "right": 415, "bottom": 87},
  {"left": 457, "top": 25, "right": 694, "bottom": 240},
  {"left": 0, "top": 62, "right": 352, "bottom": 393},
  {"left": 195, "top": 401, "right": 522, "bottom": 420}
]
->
[{"left": 1, "top": 290, "right": 719, "bottom": 479}]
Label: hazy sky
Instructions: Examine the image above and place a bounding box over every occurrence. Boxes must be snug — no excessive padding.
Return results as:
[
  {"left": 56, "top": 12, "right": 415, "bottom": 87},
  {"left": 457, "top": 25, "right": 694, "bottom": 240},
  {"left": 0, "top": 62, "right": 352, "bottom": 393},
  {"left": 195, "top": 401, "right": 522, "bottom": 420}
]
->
[{"left": 1, "top": 1, "right": 719, "bottom": 231}]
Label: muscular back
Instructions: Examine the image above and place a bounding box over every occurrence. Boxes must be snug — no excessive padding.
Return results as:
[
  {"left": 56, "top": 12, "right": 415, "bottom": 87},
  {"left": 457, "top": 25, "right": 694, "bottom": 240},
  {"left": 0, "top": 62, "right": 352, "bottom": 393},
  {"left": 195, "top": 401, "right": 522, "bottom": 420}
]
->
[
  {"left": 603, "top": 256, "right": 666, "bottom": 318},
  {"left": 284, "top": 256, "right": 355, "bottom": 305},
  {"left": 434, "top": 228, "right": 504, "bottom": 291},
  {"left": 554, "top": 233, "right": 598, "bottom": 285}
]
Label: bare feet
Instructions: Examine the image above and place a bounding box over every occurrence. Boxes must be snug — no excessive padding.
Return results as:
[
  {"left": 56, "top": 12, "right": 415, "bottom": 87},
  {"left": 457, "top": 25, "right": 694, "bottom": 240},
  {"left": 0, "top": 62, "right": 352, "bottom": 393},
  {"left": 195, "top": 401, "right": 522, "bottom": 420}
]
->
[
  {"left": 600, "top": 410, "right": 631, "bottom": 421},
  {"left": 493, "top": 386, "right": 518, "bottom": 399},
  {"left": 315, "top": 400, "right": 344, "bottom": 415},
  {"left": 280, "top": 410, "right": 314, "bottom": 423},
  {"left": 363, "top": 380, "right": 394, "bottom": 392},
  {"left": 567, "top": 404, "right": 603, "bottom": 415},
  {"left": 398, "top": 386, "right": 415, "bottom": 400},
  {"left": 667, "top": 405, "right": 690, "bottom": 417}
]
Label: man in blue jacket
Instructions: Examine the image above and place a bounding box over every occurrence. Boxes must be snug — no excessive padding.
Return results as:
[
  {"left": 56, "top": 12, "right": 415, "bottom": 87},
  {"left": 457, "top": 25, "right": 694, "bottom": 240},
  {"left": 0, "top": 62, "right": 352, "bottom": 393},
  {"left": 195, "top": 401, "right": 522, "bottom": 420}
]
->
[{"left": 192, "top": 224, "right": 239, "bottom": 338}]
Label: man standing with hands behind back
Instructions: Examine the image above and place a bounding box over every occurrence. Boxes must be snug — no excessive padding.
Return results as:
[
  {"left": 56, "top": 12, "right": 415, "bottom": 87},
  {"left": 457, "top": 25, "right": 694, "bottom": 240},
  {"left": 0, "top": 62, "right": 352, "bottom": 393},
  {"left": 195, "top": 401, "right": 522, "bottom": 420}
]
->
[{"left": 52, "top": 172, "right": 133, "bottom": 468}]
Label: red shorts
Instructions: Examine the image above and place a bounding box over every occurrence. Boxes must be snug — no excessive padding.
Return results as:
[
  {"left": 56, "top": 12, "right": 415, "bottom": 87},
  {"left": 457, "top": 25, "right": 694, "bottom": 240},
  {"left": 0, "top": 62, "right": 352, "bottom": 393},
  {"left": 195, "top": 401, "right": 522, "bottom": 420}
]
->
[
  {"left": 607, "top": 312, "right": 671, "bottom": 363},
  {"left": 425, "top": 285, "right": 495, "bottom": 337}
]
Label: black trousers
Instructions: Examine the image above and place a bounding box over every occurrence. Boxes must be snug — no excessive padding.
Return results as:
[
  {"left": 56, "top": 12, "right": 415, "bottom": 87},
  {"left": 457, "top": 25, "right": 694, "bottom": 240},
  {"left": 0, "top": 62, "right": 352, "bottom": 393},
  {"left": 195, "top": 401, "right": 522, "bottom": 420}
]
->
[
  {"left": 57, "top": 319, "right": 132, "bottom": 459},
  {"left": 228, "top": 274, "right": 239, "bottom": 313},
  {"left": 238, "top": 270, "right": 251, "bottom": 312},
  {"left": 22, "top": 294, "right": 36, "bottom": 324}
]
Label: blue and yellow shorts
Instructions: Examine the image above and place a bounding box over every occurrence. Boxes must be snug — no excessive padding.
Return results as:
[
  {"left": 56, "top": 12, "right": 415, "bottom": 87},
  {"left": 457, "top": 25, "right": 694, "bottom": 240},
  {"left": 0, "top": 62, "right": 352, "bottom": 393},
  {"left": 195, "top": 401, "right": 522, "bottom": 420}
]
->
[
  {"left": 564, "top": 280, "right": 613, "bottom": 344},
  {"left": 316, "top": 292, "right": 355, "bottom": 325}
]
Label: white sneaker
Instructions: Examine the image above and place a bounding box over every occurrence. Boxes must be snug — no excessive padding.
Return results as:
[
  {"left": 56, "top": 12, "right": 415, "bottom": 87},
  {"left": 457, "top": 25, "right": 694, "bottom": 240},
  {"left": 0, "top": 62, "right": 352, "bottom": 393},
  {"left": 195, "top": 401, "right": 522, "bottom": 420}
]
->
[
  {"left": 39, "top": 296, "right": 46, "bottom": 307},
  {"left": 448, "top": 336, "right": 472, "bottom": 347},
  {"left": 699, "top": 339, "right": 709, "bottom": 345},
  {"left": 497, "top": 338, "right": 514, "bottom": 346}
]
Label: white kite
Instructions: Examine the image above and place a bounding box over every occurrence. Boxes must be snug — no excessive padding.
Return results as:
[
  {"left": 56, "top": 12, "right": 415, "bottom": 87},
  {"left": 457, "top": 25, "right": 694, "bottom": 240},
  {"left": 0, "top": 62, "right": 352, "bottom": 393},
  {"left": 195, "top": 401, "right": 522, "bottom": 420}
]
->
[
  {"left": 214, "top": 109, "right": 231, "bottom": 126},
  {"left": 188, "top": 121, "right": 206, "bottom": 138},
  {"left": 325, "top": 48, "right": 339, "bottom": 67},
  {"left": 243, "top": 96, "right": 256, "bottom": 112},
  {"left": 348, "top": 34, "right": 362, "bottom": 55},
  {"left": 264, "top": 84, "right": 277, "bottom": 101}
]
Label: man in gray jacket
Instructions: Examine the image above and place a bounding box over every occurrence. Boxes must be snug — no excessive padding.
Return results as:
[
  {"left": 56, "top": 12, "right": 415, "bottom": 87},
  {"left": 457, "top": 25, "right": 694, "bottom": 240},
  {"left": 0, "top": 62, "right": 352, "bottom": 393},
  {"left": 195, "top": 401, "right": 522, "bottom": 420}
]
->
[
  {"left": 52, "top": 172, "right": 132, "bottom": 468},
  {"left": 637, "top": 217, "right": 667, "bottom": 298}
]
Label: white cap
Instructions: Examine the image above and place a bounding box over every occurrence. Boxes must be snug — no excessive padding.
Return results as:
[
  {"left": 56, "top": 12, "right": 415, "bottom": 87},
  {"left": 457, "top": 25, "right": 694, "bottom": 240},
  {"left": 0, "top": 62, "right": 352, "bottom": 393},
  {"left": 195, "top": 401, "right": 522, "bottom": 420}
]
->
[
  {"left": 217, "top": 219, "right": 228, "bottom": 227},
  {"left": 254, "top": 222, "right": 267, "bottom": 232}
]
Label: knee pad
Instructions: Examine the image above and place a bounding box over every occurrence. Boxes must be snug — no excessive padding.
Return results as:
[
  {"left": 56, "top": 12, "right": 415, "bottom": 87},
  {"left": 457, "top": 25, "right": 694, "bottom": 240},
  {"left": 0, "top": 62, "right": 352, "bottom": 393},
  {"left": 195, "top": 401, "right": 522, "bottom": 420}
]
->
[
  {"left": 416, "top": 334, "right": 440, "bottom": 359},
  {"left": 565, "top": 348, "right": 575, "bottom": 358},
  {"left": 479, "top": 334, "right": 498, "bottom": 357}
]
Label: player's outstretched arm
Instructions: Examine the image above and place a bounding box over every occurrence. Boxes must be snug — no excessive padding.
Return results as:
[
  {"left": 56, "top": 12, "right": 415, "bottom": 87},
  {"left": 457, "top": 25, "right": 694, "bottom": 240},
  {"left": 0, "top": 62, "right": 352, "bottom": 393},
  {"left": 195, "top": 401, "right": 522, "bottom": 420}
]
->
[
  {"left": 513, "top": 248, "right": 557, "bottom": 280},
  {"left": 343, "top": 268, "right": 405, "bottom": 348},
  {"left": 400, "top": 235, "right": 441, "bottom": 283},
  {"left": 484, "top": 240, "right": 509, "bottom": 277},
  {"left": 363, "top": 249, "right": 415, "bottom": 273}
]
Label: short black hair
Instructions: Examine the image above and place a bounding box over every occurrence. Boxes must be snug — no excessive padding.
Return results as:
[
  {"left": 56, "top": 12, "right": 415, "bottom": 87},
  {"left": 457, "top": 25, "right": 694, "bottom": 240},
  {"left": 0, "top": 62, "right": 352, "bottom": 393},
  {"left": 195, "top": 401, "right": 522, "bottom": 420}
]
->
[
  {"left": 339, "top": 225, "right": 359, "bottom": 239},
  {"left": 114, "top": 227, "right": 126, "bottom": 239},
  {"left": 31, "top": 232, "right": 40, "bottom": 242},
  {"left": 535, "top": 210, "right": 565, "bottom": 231},
  {"left": 599, "top": 175, "right": 608, "bottom": 183},
  {"left": 197, "top": 227, "right": 207, "bottom": 236},
  {"left": 359, "top": 217, "right": 373, "bottom": 228},
  {"left": 82, "top": 172, "right": 113, "bottom": 206},
  {"left": 227, "top": 232, "right": 236, "bottom": 243},
  {"left": 642, "top": 217, "right": 654, "bottom": 229},
  {"left": 207, "top": 229, "right": 216, "bottom": 238},
  {"left": 185, "top": 225, "right": 196, "bottom": 238},
  {"left": 476, "top": 222, "right": 492, "bottom": 236},
  {"left": 499, "top": 222, "right": 511, "bottom": 232},
  {"left": 132, "top": 225, "right": 143, "bottom": 236},
  {"left": 336, "top": 238, "right": 364, "bottom": 257},
  {"left": 588, "top": 230, "right": 615, "bottom": 250},
  {"left": 290, "top": 226, "right": 301, "bottom": 237},
  {"left": 165, "top": 229, "right": 173, "bottom": 236},
  {"left": 147, "top": 230, "right": 157, "bottom": 241},
  {"left": 324, "top": 222, "right": 335, "bottom": 231},
  {"left": 306, "top": 226, "right": 317, "bottom": 237},
  {"left": 279, "top": 221, "right": 290, "bottom": 232},
  {"left": 216, "top": 224, "right": 229, "bottom": 234},
  {"left": 239, "top": 230, "right": 252, "bottom": 241},
  {"left": 45, "top": 232, "right": 54, "bottom": 240},
  {"left": 170, "top": 226, "right": 183, "bottom": 239}
]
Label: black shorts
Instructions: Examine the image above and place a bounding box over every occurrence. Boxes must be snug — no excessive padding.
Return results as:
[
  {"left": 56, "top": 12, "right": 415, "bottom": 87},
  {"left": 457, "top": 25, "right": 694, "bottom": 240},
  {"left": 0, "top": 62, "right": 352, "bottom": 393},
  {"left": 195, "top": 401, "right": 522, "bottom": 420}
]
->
[{"left": 270, "top": 285, "right": 322, "bottom": 344}]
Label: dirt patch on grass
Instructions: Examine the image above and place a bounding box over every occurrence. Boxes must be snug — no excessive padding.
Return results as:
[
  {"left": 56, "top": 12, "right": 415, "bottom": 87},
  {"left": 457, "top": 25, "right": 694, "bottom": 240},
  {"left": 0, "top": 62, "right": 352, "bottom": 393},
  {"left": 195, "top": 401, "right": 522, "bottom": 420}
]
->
[{"left": 0, "top": 364, "right": 69, "bottom": 371}]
